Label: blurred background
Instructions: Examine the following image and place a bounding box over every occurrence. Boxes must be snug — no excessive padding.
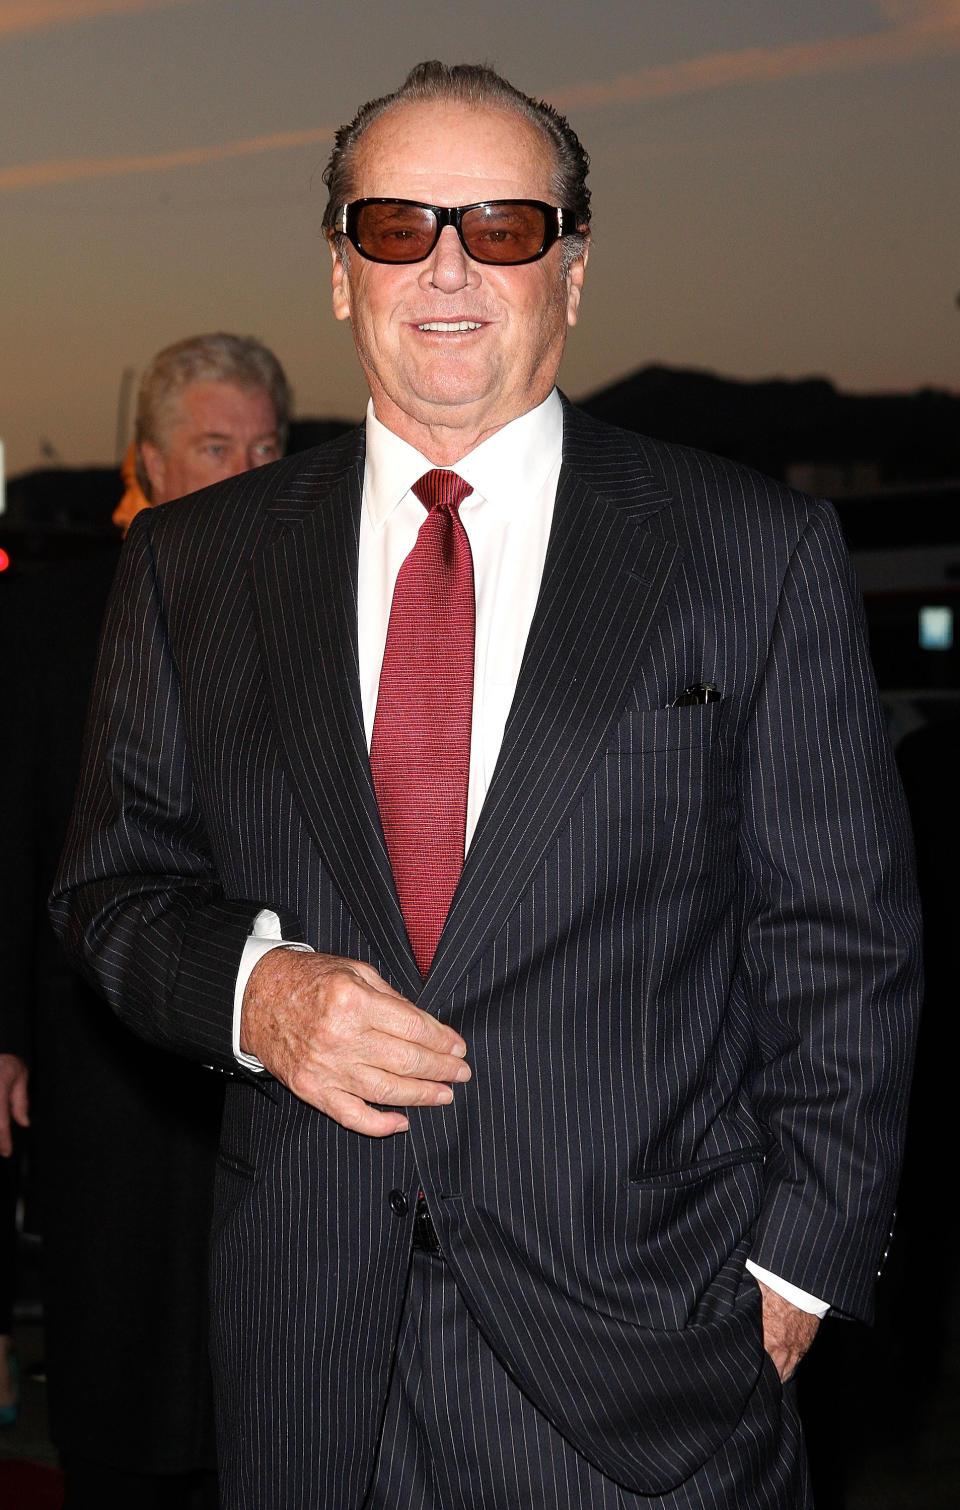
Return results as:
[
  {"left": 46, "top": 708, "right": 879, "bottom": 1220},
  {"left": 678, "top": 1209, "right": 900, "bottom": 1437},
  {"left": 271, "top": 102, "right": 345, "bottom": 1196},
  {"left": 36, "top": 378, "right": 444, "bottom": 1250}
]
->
[
  {"left": 3, "top": 0, "right": 960, "bottom": 715},
  {"left": 1, "top": 3, "right": 958, "bottom": 1506}
]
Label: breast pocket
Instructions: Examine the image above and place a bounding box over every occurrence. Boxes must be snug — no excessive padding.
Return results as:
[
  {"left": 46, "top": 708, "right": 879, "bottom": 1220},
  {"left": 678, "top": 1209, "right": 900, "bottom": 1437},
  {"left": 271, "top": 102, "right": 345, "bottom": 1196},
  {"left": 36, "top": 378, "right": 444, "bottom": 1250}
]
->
[
  {"left": 598, "top": 700, "right": 732, "bottom": 879},
  {"left": 611, "top": 702, "right": 721, "bottom": 755}
]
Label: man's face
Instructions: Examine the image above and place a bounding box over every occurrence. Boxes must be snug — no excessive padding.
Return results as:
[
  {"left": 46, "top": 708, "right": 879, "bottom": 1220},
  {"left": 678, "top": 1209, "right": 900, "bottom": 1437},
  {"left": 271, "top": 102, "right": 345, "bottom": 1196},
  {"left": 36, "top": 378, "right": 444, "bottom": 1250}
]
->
[
  {"left": 329, "top": 101, "right": 587, "bottom": 458},
  {"left": 142, "top": 380, "right": 281, "bottom": 505}
]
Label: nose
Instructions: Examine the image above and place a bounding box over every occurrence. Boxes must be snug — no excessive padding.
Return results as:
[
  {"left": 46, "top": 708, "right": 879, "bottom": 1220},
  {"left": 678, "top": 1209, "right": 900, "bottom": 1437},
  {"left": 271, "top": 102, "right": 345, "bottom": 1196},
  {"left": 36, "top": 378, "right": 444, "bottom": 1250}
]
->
[{"left": 419, "top": 223, "right": 479, "bottom": 292}]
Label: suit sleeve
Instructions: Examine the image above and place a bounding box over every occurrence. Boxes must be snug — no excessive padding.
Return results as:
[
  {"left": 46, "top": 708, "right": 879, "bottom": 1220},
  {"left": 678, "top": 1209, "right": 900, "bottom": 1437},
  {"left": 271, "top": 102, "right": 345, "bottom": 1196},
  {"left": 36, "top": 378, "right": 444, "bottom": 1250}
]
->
[
  {"left": 736, "top": 499, "right": 922, "bottom": 1323},
  {"left": 49, "top": 514, "right": 303, "bottom": 1071}
]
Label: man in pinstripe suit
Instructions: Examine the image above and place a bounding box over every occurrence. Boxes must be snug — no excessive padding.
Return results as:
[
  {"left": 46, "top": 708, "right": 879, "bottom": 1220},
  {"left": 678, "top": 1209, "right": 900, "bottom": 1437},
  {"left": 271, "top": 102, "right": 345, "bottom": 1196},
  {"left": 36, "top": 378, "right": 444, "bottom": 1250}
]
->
[{"left": 52, "top": 62, "right": 921, "bottom": 1510}]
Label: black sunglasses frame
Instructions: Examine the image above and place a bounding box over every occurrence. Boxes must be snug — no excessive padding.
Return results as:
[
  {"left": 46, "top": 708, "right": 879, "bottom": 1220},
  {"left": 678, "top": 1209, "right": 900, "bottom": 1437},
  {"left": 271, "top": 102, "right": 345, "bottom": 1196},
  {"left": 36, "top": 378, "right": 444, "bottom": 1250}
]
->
[{"left": 333, "top": 198, "right": 579, "bottom": 266}]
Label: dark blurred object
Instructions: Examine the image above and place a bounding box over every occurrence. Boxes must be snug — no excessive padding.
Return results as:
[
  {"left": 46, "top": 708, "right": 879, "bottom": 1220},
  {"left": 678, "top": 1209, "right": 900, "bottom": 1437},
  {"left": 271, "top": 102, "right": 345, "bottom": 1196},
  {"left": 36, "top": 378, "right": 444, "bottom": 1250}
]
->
[
  {"left": 579, "top": 365, "right": 960, "bottom": 486},
  {"left": 0, "top": 466, "right": 121, "bottom": 579},
  {"left": 3, "top": 468, "right": 121, "bottom": 535},
  {"left": 286, "top": 416, "right": 356, "bottom": 452},
  {"left": 832, "top": 480, "right": 960, "bottom": 552},
  {"left": 0, "top": 524, "right": 122, "bottom": 580},
  {"left": 0, "top": 552, "right": 220, "bottom": 1487},
  {"left": 836, "top": 481, "right": 960, "bottom": 696},
  {"left": 0, "top": 1459, "right": 65, "bottom": 1508},
  {"left": 583, "top": 367, "right": 960, "bottom": 697},
  {"left": 799, "top": 719, "right": 960, "bottom": 1507}
]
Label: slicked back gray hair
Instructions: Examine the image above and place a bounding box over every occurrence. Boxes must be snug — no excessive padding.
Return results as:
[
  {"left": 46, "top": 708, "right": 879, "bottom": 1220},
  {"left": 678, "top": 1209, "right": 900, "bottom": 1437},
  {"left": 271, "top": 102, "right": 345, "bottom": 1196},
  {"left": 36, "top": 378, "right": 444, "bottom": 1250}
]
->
[
  {"left": 322, "top": 61, "right": 591, "bottom": 274},
  {"left": 134, "top": 332, "right": 291, "bottom": 498}
]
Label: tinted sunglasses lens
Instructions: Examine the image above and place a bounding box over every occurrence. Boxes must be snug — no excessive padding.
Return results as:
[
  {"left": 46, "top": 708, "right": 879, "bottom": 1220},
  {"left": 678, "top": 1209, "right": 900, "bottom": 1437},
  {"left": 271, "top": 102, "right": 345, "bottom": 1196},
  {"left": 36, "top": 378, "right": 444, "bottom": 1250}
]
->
[
  {"left": 348, "top": 201, "right": 556, "bottom": 264},
  {"left": 461, "top": 203, "right": 550, "bottom": 263},
  {"left": 354, "top": 203, "right": 438, "bottom": 262}
]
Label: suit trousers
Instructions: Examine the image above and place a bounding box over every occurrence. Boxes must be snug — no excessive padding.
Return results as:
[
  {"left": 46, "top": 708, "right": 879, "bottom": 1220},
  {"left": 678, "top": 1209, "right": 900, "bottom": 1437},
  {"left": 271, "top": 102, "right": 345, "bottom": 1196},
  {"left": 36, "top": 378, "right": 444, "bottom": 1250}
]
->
[{"left": 364, "top": 1251, "right": 812, "bottom": 1510}]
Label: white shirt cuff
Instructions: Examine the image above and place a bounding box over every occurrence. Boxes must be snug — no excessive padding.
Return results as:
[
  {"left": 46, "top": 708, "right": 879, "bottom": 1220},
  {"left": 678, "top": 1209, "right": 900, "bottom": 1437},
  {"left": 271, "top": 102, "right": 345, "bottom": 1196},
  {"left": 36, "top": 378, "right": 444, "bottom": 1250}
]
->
[
  {"left": 745, "top": 1259, "right": 830, "bottom": 1317},
  {"left": 232, "top": 909, "right": 313, "bottom": 1071}
]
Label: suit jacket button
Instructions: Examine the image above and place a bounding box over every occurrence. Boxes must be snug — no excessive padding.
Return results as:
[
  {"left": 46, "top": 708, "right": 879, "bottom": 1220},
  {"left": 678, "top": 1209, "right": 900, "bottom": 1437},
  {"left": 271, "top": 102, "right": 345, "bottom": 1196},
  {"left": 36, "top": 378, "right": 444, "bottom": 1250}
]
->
[{"left": 388, "top": 1189, "right": 409, "bottom": 1216}]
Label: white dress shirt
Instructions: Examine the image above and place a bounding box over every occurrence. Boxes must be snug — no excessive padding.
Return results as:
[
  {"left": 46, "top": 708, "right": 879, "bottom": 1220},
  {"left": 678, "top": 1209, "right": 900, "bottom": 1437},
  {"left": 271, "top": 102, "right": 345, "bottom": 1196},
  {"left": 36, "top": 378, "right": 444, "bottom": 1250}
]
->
[
  {"left": 232, "top": 387, "right": 827, "bottom": 1318},
  {"left": 358, "top": 391, "right": 561, "bottom": 846}
]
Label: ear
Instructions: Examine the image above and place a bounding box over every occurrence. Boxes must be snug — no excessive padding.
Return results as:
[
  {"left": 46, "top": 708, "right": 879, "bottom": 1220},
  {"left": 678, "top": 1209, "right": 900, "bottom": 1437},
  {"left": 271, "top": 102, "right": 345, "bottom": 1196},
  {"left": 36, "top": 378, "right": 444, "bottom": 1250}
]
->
[
  {"left": 141, "top": 441, "right": 166, "bottom": 502},
  {"left": 565, "top": 241, "right": 588, "bottom": 328},
  {"left": 330, "top": 237, "right": 352, "bottom": 324}
]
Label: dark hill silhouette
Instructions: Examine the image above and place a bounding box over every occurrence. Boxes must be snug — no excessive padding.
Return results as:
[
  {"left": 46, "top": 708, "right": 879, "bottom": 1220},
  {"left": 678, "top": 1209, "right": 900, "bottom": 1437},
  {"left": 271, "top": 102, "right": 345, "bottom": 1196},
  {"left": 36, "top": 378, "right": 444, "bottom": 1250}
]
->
[
  {"left": 4, "top": 374, "right": 958, "bottom": 566},
  {"left": 577, "top": 365, "right": 960, "bottom": 485}
]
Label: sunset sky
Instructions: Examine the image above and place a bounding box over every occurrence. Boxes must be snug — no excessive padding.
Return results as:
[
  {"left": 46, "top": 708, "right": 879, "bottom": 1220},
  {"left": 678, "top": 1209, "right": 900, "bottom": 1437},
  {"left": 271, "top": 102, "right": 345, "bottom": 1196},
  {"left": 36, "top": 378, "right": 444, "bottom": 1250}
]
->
[{"left": 2, "top": 0, "right": 958, "bottom": 478}]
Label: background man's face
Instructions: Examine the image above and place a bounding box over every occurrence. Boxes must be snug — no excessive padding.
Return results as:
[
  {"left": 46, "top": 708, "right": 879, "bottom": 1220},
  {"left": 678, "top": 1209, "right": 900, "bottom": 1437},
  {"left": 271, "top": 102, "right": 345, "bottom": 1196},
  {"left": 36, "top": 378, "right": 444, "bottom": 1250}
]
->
[
  {"left": 330, "top": 100, "right": 586, "bottom": 454},
  {"left": 143, "top": 380, "right": 281, "bottom": 504}
]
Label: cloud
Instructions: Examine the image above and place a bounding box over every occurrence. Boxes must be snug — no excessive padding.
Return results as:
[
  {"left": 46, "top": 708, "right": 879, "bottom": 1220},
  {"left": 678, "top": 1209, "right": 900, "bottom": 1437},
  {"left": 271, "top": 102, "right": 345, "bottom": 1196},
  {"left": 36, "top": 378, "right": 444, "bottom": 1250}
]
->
[
  {"left": 871, "top": 0, "right": 960, "bottom": 22},
  {"left": 551, "top": 2, "right": 960, "bottom": 110},
  {"left": 0, "top": 125, "right": 336, "bottom": 191},
  {"left": 2, "top": 3, "right": 959, "bottom": 193},
  {"left": 0, "top": 0, "right": 191, "bottom": 42}
]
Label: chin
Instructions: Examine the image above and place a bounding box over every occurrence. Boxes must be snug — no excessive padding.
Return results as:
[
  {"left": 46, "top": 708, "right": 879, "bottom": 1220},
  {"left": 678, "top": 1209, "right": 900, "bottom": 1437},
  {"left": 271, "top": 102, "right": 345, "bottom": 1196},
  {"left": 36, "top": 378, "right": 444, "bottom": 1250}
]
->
[{"left": 411, "top": 368, "right": 498, "bottom": 412}]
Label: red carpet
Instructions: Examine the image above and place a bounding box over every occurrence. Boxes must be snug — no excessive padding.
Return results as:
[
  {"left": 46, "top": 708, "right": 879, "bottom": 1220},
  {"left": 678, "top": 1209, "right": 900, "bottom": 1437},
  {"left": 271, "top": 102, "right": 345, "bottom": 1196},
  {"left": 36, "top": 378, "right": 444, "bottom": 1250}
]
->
[{"left": 0, "top": 1459, "right": 65, "bottom": 1508}]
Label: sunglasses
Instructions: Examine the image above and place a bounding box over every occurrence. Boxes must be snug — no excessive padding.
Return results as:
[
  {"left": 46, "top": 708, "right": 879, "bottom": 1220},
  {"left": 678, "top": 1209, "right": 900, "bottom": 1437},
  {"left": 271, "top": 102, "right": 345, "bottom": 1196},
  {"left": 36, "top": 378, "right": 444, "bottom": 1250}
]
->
[{"left": 333, "top": 198, "right": 580, "bottom": 266}]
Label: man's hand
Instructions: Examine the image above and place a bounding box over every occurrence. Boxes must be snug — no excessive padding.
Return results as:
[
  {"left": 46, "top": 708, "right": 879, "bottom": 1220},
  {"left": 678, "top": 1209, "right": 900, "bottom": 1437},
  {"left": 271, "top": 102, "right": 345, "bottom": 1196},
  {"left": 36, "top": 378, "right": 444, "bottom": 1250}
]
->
[
  {"left": 756, "top": 1278, "right": 820, "bottom": 1382},
  {"left": 240, "top": 948, "right": 471, "bottom": 1137},
  {"left": 0, "top": 1055, "right": 30, "bottom": 1158}
]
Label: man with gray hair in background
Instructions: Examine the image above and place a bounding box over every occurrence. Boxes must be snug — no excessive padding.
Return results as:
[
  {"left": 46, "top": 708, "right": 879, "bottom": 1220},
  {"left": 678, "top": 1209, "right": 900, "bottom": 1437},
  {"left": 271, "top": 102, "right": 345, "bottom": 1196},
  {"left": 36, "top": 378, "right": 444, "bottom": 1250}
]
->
[
  {"left": 1, "top": 332, "right": 290, "bottom": 1508},
  {"left": 114, "top": 330, "right": 289, "bottom": 528}
]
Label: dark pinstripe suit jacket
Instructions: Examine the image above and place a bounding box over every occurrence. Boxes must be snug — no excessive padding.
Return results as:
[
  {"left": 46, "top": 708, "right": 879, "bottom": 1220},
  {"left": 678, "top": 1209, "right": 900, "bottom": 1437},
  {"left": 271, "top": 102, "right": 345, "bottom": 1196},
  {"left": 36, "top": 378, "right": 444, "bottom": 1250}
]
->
[{"left": 51, "top": 400, "right": 921, "bottom": 1504}]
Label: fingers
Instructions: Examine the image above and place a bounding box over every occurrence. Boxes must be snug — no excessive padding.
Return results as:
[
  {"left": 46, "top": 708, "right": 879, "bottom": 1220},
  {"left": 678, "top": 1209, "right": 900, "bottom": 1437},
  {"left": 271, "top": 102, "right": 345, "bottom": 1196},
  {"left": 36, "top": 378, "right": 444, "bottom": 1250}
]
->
[
  {"left": 757, "top": 1280, "right": 820, "bottom": 1381},
  {"left": 307, "top": 1043, "right": 469, "bottom": 1111},
  {"left": 323, "top": 1091, "right": 410, "bottom": 1138},
  {"left": 10, "top": 1075, "right": 30, "bottom": 1130},
  {"left": 283, "top": 1010, "right": 472, "bottom": 1120},
  {"left": 241, "top": 949, "right": 472, "bottom": 1135},
  {"left": 0, "top": 1058, "right": 28, "bottom": 1156},
  {"left": 315, "top": 992, "right": 471, "bottom": 1085}
]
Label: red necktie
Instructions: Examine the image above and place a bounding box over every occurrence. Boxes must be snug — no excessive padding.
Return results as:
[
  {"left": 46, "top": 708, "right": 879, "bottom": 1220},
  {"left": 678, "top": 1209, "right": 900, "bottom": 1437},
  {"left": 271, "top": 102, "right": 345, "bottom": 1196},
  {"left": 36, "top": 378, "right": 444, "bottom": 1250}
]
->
[{"left": 370, "top": 470, "right": 475, "bottom": 976}]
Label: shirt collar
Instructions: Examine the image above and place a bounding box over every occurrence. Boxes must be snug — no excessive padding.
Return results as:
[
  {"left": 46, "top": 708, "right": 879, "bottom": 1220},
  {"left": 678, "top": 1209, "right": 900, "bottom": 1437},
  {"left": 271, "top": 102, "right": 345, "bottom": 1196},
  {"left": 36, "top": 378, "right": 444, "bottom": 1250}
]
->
[{"left": 363, "top": 389, "right": 563, "bottom": 530}]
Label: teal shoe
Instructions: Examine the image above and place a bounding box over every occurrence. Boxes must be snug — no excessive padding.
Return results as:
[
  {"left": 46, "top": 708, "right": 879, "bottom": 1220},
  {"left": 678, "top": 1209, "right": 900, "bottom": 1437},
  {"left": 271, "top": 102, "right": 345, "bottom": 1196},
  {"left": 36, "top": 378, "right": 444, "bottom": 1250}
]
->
[{"left": 0, "top": 1353, "right": 19, "bottom": 1427}]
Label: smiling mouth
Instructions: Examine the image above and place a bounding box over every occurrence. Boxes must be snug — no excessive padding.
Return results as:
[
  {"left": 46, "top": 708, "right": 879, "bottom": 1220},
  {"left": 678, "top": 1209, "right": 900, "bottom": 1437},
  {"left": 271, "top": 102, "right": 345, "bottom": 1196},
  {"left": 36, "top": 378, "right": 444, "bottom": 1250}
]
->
[{"left": 416, "top": 320, "right": 484, "bottom": 332}]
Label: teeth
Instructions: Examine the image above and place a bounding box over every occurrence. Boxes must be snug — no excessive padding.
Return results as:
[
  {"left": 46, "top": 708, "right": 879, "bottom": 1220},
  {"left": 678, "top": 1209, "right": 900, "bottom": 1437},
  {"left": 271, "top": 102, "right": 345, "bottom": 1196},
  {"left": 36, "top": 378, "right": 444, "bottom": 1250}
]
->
[{"left": 417, "top": 320, "right": 482, "bottom": 332}]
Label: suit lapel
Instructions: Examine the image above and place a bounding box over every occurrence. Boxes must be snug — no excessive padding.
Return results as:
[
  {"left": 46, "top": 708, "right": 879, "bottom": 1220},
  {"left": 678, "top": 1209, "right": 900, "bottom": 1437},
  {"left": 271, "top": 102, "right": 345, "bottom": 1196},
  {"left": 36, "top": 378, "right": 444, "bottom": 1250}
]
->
[
  {"left": 250, "top": 413, "right": 684, "bottom": 1007},
  {"left": 420, "top": 426, "right": 683, "bottom": 1008},
  {"left": 251, "top": 443, "right": 422, "bottom": 997}
]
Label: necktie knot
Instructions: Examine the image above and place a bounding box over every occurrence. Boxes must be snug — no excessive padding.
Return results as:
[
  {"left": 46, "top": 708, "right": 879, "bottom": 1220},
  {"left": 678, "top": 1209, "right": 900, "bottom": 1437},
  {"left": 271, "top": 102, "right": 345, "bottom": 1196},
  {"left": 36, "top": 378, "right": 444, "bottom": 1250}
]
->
[{"left": 411, "top": 469, "right": 472, "bottom": 516}]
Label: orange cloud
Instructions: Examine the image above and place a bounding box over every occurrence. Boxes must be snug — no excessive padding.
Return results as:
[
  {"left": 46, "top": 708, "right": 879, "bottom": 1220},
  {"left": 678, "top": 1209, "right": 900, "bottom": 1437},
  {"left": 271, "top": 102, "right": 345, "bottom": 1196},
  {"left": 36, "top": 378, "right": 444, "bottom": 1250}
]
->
[
  {"left": 0, "top": 125, "right": 336, "bottom": 191},
  {"left": 0, "top": 0, "right": 192, "bottom": 43},
  {"left": 872, "top": 1, "right": 960, "bottom": 23},
  {"left": 2, "top": 4, "right": 958, "bottom": 192},
  {"left": 551, "top": 2, "right": 960, "bottom": 110}
]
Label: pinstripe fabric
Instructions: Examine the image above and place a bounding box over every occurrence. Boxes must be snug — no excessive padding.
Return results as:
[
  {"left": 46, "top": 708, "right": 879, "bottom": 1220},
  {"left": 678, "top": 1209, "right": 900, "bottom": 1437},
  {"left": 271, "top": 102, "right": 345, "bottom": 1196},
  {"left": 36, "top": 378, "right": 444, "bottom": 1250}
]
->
[
  {"left": 366, "top": 1253, "right": 809, "bottom": 1509},
  {"left": 50, "top": 400, "right": 922, "bottom": 1507}
]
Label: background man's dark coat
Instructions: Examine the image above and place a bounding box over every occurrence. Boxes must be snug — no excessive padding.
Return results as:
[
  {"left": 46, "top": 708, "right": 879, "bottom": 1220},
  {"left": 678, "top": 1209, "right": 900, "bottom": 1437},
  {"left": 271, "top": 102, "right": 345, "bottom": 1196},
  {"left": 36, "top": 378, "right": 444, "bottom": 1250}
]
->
[{"left": 0, "top": 549, "right": 220, "bottom": 1477}]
